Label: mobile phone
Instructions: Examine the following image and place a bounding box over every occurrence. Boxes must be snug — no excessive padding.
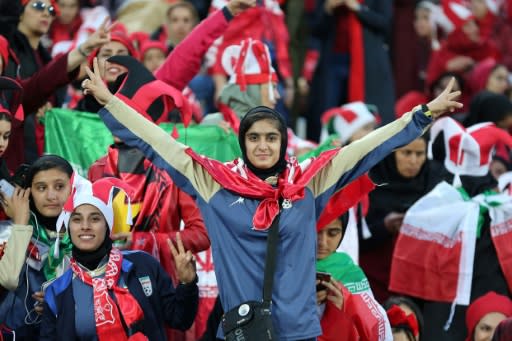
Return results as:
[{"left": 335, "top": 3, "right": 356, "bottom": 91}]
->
[
  {"left": 41, "top": 278, "right": 56, "bottom": 294},
  {"left": 0, "top": 179, "right": 14, "bottom": 198},
  {"left": 316, "top": 271, "right": 331, "bottom": 291}
]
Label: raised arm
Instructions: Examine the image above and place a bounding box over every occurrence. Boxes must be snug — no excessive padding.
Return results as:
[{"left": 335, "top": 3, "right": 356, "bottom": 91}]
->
[
  {"left": 155, "top": 0, "right": 256, "bottom": 91},
  {"left": 309, "top": 78, "right": 462, "bottom": 207},
  {"left": 65, "top": 17, "right": 112, "bottom": 72},
  {"left": 82, "top": 58, "right": 220, "bottom": 202}
]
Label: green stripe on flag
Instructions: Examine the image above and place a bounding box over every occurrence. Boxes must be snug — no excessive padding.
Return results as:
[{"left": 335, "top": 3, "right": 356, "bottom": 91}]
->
[
  {"left": 44, "top": 108, "right": 241, "bottom": 176},
  {"left": 316, "top": 252, "right": 370, "bottom": 294}
]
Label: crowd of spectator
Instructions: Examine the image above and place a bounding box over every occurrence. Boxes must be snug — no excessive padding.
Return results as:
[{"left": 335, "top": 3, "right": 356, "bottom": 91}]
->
[{"left": 1, "top": 0, "right": 512, "bottom": 340}]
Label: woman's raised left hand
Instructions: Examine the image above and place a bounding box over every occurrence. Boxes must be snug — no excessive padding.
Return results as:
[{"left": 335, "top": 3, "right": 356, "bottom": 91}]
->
[{"left": 427, "top": 77, "right": 463, "bottom": 119}]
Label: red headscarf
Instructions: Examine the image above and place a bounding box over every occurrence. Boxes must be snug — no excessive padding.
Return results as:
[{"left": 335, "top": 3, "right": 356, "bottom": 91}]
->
[
  {"left": 139, "top": 41, "right": 167, "bottom": 61},
  {"left": 0, "top": 77, "right": 24, "bottom": 122},
  {"left": 468, "top": 57, "right": 498, "bottom": 94},
  {"left": 465, "top": 292, "right": 512, "bottom": 341},
  {"left": 88, "top": 31, "right": 139, "bottom": 66},
  {"left": 395, "top": 91, "right": 428, "bottom": 119}
]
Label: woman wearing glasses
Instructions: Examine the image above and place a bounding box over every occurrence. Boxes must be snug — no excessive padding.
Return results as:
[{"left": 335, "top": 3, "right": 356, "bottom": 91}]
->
[
  {"left": 0, "top": 0, "right": 110, "bottom": 170},
  {"left": 10, "top": 0, "right": 60, "bottom": 80}
]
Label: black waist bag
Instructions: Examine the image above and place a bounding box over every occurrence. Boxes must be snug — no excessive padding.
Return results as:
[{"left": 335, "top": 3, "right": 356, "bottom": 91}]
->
[{"left": 222, "top": 300, "right": 276, "bottom": 340}]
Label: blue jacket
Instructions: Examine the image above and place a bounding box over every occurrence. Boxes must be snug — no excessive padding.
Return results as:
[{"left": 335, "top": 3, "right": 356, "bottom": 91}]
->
[
  {"left": 40, "top": 251, "right": 198, "bottom": 341},
  {"left": 98, "top": 96, "right": 431, "bottom": 340}
]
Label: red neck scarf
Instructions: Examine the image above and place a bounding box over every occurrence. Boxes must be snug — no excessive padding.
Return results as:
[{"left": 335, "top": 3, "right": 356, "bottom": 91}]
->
[
  {"left": 70, "top": 248, "right": 147, "bottom": 341},
  {"left": 186, "top": 148, "right": 340, "bottom": 230}
]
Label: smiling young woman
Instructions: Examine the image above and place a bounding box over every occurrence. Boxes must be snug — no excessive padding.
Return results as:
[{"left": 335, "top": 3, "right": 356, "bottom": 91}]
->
[
  {"left": 40, "top": 178, "right": 199, "bottom": 340},
  {"left": 83, "top": 42, "right": 462, "bottom": 339}
]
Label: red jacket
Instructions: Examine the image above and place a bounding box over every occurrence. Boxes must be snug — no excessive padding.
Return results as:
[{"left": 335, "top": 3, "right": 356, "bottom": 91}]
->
[
  {"left": 48, "top": 16, "right": 83, "bottom": 48},
  {"left": 320, "top": 285, "right": 390, "bottom": 341},
  {"left": 426, "top": 28, "right": 500, "bottom": 87},
  {"left": 154, "top": 8, "right": 233, "bottom": 91}
]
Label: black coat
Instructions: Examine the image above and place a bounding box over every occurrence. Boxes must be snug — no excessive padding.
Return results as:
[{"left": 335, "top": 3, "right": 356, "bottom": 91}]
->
[{"left": 308, "top": 0, "right": 396, "bottom": 140}]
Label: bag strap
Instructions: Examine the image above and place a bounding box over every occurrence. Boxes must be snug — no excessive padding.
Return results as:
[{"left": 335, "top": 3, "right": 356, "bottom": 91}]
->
[{"left": 262, "top": 201, "right": 281, "bottom": 304}]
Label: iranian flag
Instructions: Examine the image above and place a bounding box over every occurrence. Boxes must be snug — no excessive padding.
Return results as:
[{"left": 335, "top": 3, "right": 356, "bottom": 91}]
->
[
  {"left": 43, "top": 108, "right": 242, "bottom": 175},
  {"left": 317, "top": 253, "right": 392, "bottom": 341},
  {"left": 390, "top": 181, "right": 512, "bottom": 305}
]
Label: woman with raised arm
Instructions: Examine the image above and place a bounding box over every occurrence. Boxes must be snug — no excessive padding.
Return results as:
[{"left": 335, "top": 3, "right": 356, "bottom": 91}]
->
[{"left": 82, "top": 57, "right": 462, "bottom": 340}]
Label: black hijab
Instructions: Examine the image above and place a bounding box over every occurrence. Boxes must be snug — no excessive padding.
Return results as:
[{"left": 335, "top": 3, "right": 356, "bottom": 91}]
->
[
  {"left": 238, "top": 106, "right": 288, "bottom": 180},
  {"left": 368, "top": 137, "right": 444, "bottom": 215},
  {"left": 464, "top": 91, "right": 512, "bottom": 127}
]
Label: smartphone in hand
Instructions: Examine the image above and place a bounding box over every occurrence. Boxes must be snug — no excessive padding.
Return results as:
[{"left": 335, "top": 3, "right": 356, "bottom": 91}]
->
[
  {"left": 316, "top": 271, "right": 332, "bottom": 291},
  {"left": 0, "top": 179, "right": 15, "bottom": 198}
]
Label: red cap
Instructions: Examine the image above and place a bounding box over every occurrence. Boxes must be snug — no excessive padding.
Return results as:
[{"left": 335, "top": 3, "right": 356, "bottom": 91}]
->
[
  {"left": 465, "top": 292, "right": 512, "bottom": 341},
  {"left": 129, "top": 31, "right": 150, "bottom": 50},
  {"left": 88, "top": 31, "right": 139, "bottom": 66},
  {"left": 139, "top": 40, "right": 167, "bottom": 61},
  {"left": 394, "top": 91, "right": 428, "bottom": 119}
]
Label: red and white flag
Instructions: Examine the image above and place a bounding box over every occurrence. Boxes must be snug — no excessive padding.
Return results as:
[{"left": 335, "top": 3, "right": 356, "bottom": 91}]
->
[
  {"left": 390, "top": 181, "right": 512, "bottom": 305},
  {"left": 389, "top": 181, "right": 480, "bottom": 305}
]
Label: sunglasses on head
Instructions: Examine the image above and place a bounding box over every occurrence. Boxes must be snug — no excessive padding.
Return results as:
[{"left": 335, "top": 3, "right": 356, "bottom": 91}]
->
[{"left": 30, "top": 1, "right": 57, "bottom": 17}]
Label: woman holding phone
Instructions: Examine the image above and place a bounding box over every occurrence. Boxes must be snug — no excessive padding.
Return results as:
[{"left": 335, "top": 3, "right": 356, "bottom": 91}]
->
[
  {"left": 316, "top": 215, "right": 391, "bottom": 340},
  {"left": 0, "top": 155, "right": 75, "bottom": 339},
  {"left": 0, "top": 78, "right": 32, "bottom": 298}
]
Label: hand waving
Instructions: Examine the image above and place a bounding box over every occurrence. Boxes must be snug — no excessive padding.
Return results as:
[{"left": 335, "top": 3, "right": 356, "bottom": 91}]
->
[
  {"left": 168, "top": 232, "right": 197, "bottom": 284},
  {"left": 427, "top": 77, "right": 463, "bottom": 119},
  {"left": 79, "top": 17, "right": 115, "bottom": 56},
  {"left": 82, "top": 57, "right": 114, "bottom": 106}
]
